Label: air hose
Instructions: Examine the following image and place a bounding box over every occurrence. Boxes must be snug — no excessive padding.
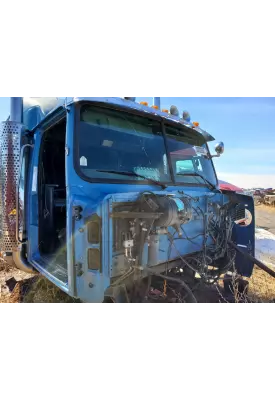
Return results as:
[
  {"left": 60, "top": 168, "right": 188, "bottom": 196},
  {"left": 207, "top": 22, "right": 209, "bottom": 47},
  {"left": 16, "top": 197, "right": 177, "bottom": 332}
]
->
[{"left": 228, "top": 241, "right": 275, "bottom": 279}]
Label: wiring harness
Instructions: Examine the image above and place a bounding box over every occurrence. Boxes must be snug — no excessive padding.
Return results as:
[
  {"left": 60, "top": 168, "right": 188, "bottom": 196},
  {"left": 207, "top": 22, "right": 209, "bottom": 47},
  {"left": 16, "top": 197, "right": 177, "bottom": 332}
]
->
[{"left": 110, "top": 191, "right": 240, "bottom": 302}]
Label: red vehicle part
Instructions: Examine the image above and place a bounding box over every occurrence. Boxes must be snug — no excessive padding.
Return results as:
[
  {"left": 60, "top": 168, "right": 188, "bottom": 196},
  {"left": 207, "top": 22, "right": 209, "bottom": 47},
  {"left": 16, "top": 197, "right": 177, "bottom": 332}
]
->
[{"left": 218, "top": 180, "right": 243, "bottom": 193}]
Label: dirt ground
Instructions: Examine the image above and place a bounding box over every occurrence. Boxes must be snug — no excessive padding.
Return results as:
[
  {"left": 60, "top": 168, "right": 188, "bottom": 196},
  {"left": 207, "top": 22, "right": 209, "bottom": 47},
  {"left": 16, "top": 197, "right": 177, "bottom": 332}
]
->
[
  {"left": 255, "top": 204, "right": 275, "bottom": 235},
  {"left": 1, "top": 204, "right": 275, "bottom": 303}
]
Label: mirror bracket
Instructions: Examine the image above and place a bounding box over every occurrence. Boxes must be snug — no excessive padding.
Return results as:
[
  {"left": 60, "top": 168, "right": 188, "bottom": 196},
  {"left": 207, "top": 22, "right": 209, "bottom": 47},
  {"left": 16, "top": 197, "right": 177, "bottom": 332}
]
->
[{"left": 210, "top": 154, "right": 221, "bottom": 159}]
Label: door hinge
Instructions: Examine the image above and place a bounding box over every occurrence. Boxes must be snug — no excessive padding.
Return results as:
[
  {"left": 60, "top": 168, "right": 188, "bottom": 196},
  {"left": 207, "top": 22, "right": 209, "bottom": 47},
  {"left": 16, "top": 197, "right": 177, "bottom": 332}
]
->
[
  {"left": 73, "top": 206, "right": 83, "bottom": 221},
  {"left": 75, "top": 262, "right": 83, "bottom": 277}
]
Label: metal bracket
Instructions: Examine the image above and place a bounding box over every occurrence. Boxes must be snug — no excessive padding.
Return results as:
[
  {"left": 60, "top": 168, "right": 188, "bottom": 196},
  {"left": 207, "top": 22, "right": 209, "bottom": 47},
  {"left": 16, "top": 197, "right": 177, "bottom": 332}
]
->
[
  {"left": 75, "top": 262, "right": 83, "bottom": 277},
  {"left": 73, "top": 206, "right": 83, "bottom": 221}
]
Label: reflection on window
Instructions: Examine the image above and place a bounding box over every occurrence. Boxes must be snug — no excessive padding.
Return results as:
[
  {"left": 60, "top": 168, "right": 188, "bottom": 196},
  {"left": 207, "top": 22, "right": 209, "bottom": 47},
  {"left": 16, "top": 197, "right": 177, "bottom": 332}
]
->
[
  {"left": 176, "top": 160, "right": 194, "bottom": 174},
  {"left": 166, "top": 125, "right": 217, "bottom": 186}
]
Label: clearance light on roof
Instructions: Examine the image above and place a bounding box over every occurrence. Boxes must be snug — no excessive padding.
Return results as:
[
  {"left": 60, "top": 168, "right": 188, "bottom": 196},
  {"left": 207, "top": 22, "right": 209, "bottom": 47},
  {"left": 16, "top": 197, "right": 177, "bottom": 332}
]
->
[
  {"left": 193, "top": 122, "right": 200, "bottom": 127},
  {"left": 182, "top": 111, "right": 191, "bottom": 122},
  {"left": 151, "top": 105, "right": 159, "bottom": 110},
  {"left": 170, "top": 105, "right": 179, "bottom": 117},
  {"left": 140, "top": 101, "right": 149, "bottom": 106},
  {"left": 162, "top": 109, "right": 169, "bottom": 113}
]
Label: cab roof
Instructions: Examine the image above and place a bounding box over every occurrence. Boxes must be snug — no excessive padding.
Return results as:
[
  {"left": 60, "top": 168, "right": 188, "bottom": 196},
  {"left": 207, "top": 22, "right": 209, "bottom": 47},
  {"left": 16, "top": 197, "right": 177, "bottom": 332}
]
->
[{"left": 22, "top": 97, "right": 215, "bottom": 142}]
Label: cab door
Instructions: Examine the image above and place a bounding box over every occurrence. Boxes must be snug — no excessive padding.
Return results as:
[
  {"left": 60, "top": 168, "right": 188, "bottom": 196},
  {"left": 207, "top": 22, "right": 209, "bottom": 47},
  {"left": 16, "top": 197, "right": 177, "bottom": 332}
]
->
[{"left": 27, "top": 109, "right": 70, "bottom": 294}]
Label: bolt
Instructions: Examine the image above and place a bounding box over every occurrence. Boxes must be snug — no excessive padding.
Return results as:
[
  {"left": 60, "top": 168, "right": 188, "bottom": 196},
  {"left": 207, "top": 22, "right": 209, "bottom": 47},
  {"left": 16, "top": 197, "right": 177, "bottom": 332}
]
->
[
  {"left": 89, "top": 283, "right": 94, "bottom": 288},
  {"left": 79, "top": 228, "right": 84, "bottom": 233}
]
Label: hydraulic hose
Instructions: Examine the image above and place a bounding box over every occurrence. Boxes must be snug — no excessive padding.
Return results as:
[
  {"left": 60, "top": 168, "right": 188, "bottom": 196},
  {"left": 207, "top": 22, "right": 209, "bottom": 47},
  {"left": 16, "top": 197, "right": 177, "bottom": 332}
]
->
[{"left": 228, "top": 241, "right": 275, "bottom": 279}]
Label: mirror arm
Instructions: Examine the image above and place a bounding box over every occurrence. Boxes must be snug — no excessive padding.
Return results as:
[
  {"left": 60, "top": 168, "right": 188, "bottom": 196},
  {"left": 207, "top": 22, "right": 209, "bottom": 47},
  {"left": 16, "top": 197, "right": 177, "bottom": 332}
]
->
[{"left": 210, "top": 154, "right": 221, "bottom": 159}]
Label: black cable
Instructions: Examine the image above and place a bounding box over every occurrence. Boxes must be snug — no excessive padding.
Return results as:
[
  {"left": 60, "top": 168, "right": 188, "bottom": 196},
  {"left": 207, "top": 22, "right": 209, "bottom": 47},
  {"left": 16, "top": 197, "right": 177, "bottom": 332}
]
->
[
  {"left": 178, "top": 192, "right": 199, "bottom": 203},
  {"left": 178, "top": 215, "right": 234, "bottom": 282},
  {"left": 165, "top": 230, "right": 176, "bottom": 274},
  {"left": 195, "top": 205, "right": 205, "bottom": 217},
  {"left": 229, "top": 241, "right": 275, "bottom": 279},
  {"left": 167, "top": 233, "right": 199, "bottom": 274},
  {"left": 192, "top": 207, "right": 201, "bottom": 217},
  {"left": 180, "top": 226, "right": 204, "bottom": 246},
  {"left": 135, "top": 192, "right": 234, "bottom": 295}
]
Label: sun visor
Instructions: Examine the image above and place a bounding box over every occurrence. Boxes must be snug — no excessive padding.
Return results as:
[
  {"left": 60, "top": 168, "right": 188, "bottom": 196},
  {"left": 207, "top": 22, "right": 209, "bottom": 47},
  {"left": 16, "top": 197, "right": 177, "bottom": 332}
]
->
[{"left": 200, "top": 129, "right": 215, "bottom": 142}]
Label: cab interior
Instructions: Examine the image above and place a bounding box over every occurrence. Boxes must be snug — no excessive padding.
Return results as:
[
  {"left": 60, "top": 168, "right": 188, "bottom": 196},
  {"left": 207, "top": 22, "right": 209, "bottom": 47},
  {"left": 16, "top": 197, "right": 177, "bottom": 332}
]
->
[{"left": 38, "top": 119, "right": 67, "bottom": 279}]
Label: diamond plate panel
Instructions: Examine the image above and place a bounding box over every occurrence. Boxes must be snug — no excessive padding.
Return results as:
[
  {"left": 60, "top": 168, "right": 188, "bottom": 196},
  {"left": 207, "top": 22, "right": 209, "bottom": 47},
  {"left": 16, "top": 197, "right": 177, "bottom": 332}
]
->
[{"left": 0, "top": 121, "right": 22, "bottom": 251}]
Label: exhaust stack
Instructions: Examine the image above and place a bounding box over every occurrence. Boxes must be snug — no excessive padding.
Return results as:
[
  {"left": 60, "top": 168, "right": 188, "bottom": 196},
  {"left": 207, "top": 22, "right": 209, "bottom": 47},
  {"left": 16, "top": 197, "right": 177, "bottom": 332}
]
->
[
  {"left": 0, "top": 98, "right": 23, "bottom": 253},
  {"left": 10, "top": 97, "right": 23, "bottom": 123},
  {"left": 153, "top": 97, "right": 161, "bottom": 109}
]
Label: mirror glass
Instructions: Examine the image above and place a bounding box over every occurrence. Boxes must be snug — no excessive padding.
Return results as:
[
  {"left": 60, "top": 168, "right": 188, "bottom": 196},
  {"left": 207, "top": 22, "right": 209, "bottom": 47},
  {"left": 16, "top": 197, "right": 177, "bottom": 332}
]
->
[{"left": 215, "top": 142, "right": 224, "bottom": 155}]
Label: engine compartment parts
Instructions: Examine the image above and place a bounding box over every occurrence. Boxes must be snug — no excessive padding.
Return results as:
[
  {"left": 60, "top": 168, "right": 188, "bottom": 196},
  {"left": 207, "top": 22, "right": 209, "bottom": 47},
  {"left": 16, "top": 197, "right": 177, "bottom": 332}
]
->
[
  {"left": 108, "top": 192, "right": 248, "bottom": 293},
  {"left": 111, "top": 193, "right": 193, "bottom": 236},
  {"left": 110, "top": 193, "right": 195, "bottom": 273}
]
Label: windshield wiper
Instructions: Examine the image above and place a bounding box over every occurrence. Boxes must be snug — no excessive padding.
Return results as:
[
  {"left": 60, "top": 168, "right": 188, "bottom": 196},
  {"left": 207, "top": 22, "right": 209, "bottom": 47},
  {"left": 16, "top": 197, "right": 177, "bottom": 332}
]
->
[
  {"left": 176, "top": 172, "right": 217, "bottom": 191},
  {"left": 96, "top": 170, "right": 167, "bottom": 189}
]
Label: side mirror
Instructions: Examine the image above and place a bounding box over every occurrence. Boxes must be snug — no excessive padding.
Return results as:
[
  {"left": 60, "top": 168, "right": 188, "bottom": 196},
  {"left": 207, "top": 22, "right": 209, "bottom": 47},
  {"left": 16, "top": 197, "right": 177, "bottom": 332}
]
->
[{"left": 211, "top": 142, "right": 224, "bottom": 158}]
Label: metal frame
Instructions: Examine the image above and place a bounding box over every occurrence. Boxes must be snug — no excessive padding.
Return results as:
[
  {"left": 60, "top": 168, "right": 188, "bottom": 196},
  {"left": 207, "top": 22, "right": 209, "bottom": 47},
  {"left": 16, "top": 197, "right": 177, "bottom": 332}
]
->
[{"left": 16, "top": 143, "right": 34, "bottom": 243}]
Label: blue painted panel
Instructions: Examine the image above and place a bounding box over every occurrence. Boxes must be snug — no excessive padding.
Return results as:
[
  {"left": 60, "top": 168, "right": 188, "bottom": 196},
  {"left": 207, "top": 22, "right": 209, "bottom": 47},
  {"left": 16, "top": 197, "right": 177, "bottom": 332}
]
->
[{"left": 232, "top": 194, "right": 255, "bottom": 277}]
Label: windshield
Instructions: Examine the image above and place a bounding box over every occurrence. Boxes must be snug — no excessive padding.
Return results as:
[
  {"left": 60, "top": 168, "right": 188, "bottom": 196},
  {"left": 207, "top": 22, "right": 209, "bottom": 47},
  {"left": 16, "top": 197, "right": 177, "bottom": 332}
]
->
[
  {"left": 76, "top": 105, "right": 217, "bottom": 187},
  {"left": 77, "top": 106, "right": 170, "bottom": 182}
]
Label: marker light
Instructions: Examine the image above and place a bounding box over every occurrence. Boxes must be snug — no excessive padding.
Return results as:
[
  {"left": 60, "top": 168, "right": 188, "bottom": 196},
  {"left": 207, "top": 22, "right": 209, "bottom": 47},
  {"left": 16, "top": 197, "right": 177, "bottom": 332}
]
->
[
  {"left": 182, "top": 111, "right": 191, "bottom": 122},
  {"left": 193, "top": 122, "right": 200, "bottom": 127},
  {"left": 151, "top": 105, "right": 159, "bottom": 110},
  {"left": 140, "top": 101, "right": 149, "bottom": 106},
  {"left": 162, "top": 109, "right": 169, "bottom": 113},
  {"left": 170, "top": 105, "right": 179, "bottom": 116}
]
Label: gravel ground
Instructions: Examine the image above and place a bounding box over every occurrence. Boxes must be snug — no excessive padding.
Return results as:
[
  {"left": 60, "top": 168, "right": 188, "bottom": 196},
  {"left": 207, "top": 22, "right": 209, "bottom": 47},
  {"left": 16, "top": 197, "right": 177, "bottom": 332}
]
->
[{"left": 255, "top": 204, "right": 275, "bottom": 235}]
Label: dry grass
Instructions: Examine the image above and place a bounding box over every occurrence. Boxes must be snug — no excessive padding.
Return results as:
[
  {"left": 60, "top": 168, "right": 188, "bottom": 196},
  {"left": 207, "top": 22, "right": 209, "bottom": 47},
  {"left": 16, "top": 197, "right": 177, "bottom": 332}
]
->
[
  {"left": 22, "top": 276, "right": 80, "bottom": 303},
  {"left": 248, "top": 266, "right": 275, "bottom": 302},
  {"left": 1, "top": 258, "right": 275, "bottom": 304},
  {"left": 0, "top": 260, "right": 79, "bottom": 303}
]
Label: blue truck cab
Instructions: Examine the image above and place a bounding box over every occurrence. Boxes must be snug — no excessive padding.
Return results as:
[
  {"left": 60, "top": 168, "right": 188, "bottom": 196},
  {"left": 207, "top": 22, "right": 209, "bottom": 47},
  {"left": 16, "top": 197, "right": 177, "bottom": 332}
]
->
[{"left": 0, "top": 97, "right": 255, "bottom": 302}]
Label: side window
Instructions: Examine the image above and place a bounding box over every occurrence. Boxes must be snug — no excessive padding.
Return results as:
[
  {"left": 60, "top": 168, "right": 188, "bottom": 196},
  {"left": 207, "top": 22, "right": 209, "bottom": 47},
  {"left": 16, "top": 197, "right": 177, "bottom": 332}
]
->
[{"left": 176, "top": 159, "right": 194, "bottom": 174}]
